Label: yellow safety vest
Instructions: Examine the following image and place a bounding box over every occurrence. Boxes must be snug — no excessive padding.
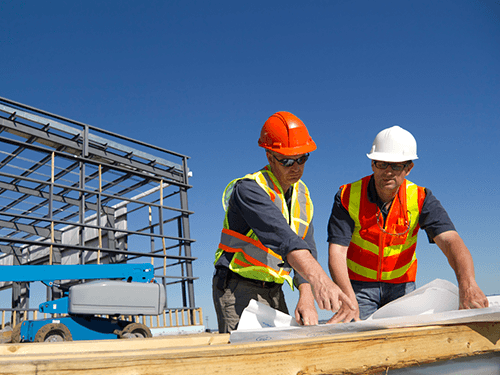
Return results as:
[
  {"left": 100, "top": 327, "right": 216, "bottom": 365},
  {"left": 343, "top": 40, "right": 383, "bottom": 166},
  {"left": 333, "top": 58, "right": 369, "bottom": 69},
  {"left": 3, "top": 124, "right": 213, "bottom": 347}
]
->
[{"left": 214, "top": 166, "right": 313, "bottom": 289}]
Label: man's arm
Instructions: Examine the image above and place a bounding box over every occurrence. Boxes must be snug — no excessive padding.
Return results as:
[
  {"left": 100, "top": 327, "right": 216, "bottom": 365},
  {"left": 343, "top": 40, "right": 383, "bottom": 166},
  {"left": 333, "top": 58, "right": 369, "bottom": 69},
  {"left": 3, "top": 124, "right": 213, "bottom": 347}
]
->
[
  {"left": 294, "top": 224, "right": 319, "bottom": 325},
  {"left": 328, "top": 243, "right": 360, "bottom": 322},
  {"left": 287, "top": 249, "right": 356, "bottom": 323},
  {"left": 433, "top": 230, "right": 489, "bottom": 309}
]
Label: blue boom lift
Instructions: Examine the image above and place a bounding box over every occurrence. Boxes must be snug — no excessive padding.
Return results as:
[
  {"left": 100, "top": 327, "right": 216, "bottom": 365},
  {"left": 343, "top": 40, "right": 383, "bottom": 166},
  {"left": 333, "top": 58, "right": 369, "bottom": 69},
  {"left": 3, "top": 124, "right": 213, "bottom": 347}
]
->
[{"left": 1, "top": 263, "right": 165, "bottom": 342}]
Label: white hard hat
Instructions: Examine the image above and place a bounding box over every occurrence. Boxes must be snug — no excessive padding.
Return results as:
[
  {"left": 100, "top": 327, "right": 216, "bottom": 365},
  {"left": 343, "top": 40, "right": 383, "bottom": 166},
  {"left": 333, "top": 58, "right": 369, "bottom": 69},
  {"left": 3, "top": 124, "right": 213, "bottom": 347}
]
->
[{"left": 367, "top": 126, "right": 418, "bottom": 162}]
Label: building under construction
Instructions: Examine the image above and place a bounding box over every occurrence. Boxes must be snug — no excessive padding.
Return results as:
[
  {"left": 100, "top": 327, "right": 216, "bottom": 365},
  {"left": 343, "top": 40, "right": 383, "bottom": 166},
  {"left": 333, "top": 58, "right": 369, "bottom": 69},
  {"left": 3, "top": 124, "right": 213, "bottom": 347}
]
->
[
  {"left": 0, "top": 96, "right": 199, "bottom": 330},
  {"left": 0, "top": 97, "right": 498, "bottom": 374}
]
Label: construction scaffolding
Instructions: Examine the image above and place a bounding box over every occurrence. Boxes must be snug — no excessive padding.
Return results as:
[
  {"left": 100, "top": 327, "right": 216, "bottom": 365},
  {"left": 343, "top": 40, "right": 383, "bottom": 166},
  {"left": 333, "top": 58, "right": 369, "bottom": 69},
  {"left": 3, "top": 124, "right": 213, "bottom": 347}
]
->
[{"left": 0, "top": 96, "right": 197, "bottom": 325}]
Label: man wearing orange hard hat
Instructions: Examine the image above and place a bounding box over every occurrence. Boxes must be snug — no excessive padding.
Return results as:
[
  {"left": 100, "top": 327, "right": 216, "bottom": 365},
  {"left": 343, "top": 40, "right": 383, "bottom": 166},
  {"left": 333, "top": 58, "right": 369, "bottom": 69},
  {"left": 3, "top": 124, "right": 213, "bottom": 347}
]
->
[
  {"left": 327, "top": 126, "right": 488, "bottom": 322},
  {"left": 213, "top": 111, "right": 355, "bottom": 333}
]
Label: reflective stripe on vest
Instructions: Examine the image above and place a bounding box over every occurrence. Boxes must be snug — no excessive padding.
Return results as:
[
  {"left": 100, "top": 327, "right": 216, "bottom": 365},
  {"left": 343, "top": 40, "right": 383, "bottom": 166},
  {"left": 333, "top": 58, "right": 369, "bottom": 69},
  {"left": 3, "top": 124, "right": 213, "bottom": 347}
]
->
[
  {"left": 219, "top": 228, "right": 287, "bottom": 274},
  {"left": 343, "top": 175, "right": 425, "bottom": 283},
  {"left": 216, "top": 166, "right": 314, "bottom": 288}
]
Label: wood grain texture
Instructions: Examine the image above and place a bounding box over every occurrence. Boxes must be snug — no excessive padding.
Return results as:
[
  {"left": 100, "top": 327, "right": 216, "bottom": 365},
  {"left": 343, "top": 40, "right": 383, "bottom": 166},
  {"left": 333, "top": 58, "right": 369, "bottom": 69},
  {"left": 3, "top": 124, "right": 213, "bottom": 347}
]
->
[{"left": 0, "top": 323, "right": 498, "bottom": 375}]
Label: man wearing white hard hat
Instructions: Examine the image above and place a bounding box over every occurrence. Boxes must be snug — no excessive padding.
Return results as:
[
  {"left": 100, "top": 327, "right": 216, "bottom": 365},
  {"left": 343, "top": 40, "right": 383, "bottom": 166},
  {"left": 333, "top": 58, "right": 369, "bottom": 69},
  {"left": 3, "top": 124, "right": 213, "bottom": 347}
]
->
[{"left": 327, "top": 126, "right": 488, "bottom": 321}]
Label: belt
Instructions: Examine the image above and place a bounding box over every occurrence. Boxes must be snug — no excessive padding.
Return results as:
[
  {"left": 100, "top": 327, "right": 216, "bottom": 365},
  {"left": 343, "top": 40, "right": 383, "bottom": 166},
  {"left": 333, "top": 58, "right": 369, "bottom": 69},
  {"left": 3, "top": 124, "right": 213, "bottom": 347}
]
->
[{"left": 223, "top": 269, "right": 279, "bottom": 289}]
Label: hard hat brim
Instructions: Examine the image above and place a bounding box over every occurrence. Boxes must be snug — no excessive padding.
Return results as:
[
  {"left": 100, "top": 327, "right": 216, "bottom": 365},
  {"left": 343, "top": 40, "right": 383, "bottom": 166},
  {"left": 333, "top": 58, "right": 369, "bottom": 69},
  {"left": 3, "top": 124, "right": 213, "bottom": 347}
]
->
[
  {"left": 367, "top": 152, "right": 418, "bottom": 163},
  {"left": 260, "top": 142, "right": 317, "bottom": 156}
]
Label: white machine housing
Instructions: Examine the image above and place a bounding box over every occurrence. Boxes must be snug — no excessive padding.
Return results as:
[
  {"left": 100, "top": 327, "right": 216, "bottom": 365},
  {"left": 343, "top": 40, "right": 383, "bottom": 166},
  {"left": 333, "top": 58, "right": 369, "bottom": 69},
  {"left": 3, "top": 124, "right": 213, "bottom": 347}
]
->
[{"left": 68, "top": 280, "right": 166, "bottom": 315}]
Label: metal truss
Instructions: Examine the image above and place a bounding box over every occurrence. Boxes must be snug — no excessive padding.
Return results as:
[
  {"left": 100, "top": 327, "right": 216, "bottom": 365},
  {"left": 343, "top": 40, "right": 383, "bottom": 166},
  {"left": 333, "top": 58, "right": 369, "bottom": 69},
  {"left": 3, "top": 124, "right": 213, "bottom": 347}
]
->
[{"left": 0, "top": 96, "right": 196, "bottom": 317}]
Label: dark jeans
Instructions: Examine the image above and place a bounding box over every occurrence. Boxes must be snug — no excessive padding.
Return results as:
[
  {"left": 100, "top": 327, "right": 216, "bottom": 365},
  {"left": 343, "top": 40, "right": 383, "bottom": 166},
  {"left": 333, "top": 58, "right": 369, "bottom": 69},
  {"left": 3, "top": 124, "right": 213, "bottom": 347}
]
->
[{"left": 351, "top": 280, "right": 416, "bottom": 320}]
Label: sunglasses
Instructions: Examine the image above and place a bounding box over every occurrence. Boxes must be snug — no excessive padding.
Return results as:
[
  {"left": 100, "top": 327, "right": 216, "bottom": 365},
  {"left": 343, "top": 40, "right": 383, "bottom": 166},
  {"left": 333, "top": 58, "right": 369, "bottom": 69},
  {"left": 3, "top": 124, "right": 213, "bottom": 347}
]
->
[
  {"left": 373, "top": 161, "right": 410, "bottom": 172},
  {"left": 272, "top": 153, "right": 309, "bottom": 167}
]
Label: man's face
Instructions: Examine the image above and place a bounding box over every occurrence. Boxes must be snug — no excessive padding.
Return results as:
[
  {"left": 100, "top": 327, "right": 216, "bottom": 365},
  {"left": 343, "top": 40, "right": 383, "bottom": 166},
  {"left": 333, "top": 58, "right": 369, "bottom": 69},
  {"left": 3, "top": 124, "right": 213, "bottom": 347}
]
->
[
  {"left": 371, "top": 160, "right": 413, "bottom": 194},
  {"left": 267, "top": 151, "right": 307, "bottom": 190}
]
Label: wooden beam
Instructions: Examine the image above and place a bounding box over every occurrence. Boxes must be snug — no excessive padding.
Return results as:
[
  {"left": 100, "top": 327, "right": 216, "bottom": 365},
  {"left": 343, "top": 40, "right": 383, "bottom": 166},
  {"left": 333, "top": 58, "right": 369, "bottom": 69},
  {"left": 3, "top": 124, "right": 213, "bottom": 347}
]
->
[{"left": 0, "top": 323, "right": 498, "bottom": 374}]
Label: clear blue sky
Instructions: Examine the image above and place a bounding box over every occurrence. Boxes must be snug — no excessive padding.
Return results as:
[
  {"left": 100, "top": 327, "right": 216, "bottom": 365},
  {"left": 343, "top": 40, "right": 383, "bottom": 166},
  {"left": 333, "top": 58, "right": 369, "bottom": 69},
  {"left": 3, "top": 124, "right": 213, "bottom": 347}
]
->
[{"left": 1, "top": 0, "right": 499, "bottom": 330}]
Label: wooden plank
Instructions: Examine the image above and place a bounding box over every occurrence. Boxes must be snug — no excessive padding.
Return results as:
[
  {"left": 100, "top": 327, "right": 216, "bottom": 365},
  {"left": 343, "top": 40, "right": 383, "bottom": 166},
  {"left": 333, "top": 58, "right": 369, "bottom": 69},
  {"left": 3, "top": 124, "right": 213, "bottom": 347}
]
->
[
  {"left": 0, "top": 332, "right": 230, "bottom": 356},
  {"left": 0, "top": 323, "right": 498, "bottom": 375}
]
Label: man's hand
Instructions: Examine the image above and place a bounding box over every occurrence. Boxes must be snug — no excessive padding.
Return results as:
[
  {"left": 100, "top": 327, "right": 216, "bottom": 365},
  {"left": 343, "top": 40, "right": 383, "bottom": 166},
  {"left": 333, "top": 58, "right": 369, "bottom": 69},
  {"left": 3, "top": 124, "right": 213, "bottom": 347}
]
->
[
  {"left": 295, "top": 283, "right": 318, "bottom": 326},
  {"left": 459, "top": 281, "right": 489, "bottom": 309},
  {"left": 308, "top": 275, "right": 358, "bottom": 323},
  {"left": 287, "top": 249, "right": 356, "bottom": 320},
  {"left": 327, "top": 298, "right": 360, "bottom": 324},
  {"left": 309, "top": 273, "right": 351, "bottom": 311}
]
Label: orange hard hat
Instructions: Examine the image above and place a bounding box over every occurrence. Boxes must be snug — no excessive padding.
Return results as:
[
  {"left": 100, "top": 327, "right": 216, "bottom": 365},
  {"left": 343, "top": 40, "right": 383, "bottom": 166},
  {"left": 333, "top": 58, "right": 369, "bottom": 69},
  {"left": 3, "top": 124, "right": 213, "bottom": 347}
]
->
[{"left": 258, "top": 111, "right": 317, "bottom": 156}]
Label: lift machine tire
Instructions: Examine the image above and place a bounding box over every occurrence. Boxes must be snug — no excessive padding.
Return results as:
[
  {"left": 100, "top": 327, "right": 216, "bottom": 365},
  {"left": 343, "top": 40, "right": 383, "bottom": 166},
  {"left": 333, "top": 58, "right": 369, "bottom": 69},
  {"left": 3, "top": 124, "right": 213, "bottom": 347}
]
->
[
  {"left": 117, "top": 322, "right": 152, "bottom": 339},
  {"left": 34, "top": 323, "right": 73, "bottom": 342}
]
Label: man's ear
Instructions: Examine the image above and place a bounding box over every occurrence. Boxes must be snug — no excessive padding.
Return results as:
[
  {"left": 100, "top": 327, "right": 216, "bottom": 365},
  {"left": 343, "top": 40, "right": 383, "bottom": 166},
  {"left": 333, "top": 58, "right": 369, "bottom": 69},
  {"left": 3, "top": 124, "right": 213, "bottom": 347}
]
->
[
  {"left": 266, "top": 151, "right": 272, "bottom": 164},
  {"left": 405, "top": 162, "right": 414, "bottom": 176}
]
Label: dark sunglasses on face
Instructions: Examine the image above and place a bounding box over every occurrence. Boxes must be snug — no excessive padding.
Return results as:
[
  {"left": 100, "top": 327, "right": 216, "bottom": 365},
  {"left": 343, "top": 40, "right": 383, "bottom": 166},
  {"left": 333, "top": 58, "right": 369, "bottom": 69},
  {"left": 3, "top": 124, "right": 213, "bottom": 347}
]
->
[
  {"left": 273, "top": 153, "right": 310, "bottom": 167},
  {"left": 373, "top": 161, "right": 410, "bottom": 172}
]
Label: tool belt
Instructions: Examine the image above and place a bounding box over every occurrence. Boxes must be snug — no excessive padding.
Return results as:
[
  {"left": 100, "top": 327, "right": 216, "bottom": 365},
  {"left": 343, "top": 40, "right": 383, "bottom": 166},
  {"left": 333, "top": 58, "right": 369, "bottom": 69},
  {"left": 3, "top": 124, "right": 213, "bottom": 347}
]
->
[{"left": 215, "top": 267, "right": 279, "bottom": 290}]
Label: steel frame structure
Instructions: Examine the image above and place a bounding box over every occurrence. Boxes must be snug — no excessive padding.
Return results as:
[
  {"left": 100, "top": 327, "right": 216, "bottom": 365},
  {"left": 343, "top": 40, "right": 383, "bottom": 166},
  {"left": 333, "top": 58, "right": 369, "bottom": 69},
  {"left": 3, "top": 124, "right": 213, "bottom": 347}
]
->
[{"left": 0, "top": 96, "right": 196, "bottom": 321}]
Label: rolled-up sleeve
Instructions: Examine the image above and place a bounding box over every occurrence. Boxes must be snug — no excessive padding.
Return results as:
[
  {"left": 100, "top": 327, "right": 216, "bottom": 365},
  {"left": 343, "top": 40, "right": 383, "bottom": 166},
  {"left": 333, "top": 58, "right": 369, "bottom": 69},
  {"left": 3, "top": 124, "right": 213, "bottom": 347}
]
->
[
  {"left": 419, "top": 188, "right": 456, "bottom": 243},
  {"left": 327, "top": 189, "right": 355, "bottom": 246}
]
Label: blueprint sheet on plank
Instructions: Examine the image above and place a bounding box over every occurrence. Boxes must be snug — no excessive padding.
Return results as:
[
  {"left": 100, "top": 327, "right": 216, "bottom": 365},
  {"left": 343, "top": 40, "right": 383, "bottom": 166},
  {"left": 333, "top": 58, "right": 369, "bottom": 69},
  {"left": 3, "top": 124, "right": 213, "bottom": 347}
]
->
[{"left": 230, "top": 279, "right": 500, "bottom": 343}]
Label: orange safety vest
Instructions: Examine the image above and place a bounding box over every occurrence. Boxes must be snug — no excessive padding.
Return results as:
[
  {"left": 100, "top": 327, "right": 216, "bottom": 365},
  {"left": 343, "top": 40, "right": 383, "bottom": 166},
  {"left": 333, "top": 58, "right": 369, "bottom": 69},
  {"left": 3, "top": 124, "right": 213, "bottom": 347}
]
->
[
  {"left": 341, "top": 175, "right": 426, "bottom": 283},
  {"left": 214, "top": 166, "right": 314, "bottom": 289}
]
